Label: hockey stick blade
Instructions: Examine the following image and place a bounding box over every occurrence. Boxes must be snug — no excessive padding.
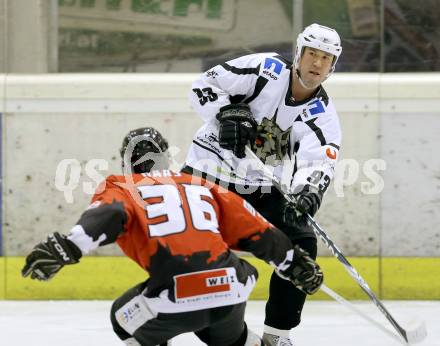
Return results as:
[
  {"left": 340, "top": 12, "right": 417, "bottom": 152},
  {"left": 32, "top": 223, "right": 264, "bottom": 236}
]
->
[
  {"left": 321, "top": 284, "right": 427, "bottom": 345},
  {"left": 243, "top": 146, "right": 428, "bottom": 345},
  {"left": 405, "top": 321, "right": 427, "bottom": 345}
]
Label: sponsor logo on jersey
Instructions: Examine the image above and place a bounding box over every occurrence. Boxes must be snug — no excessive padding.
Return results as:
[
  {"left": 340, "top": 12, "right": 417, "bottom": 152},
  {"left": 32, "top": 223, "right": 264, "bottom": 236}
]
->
[
  {"left": 196, "top": 134, "right": 222, "bottom": 154},
  {"left": 174, "top": 268, "right": 235, "bottom": 299},
  {"left": 326, "top": 147, "right": 337, "bottom": 160},
  {"left": 308, "top": 99, "right": 325, "bottom": 116},
  {"left": 206, "top": 70, "right": 219, "bottom": 79},
  {"left": 263, "top": 70, "right": 278, "bottom": 80},
  {"left": 263, "top": 57, "right": 283, "bottom": 74},
  {"left": 263, "top": 57, "right": 283, "bottom": 80},
  {"left": 207, "top": 133, "right": 218, "bottom": 142},
  {"left": 118, "top": 302, "right": 141, "bottom": 324},
  {"left": 206, "top": 274, "right": 236, "bottom": 287}
]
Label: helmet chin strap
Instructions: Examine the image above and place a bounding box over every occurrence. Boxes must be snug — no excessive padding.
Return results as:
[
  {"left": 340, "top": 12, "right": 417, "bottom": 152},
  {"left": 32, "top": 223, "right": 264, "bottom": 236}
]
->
[
  {"left": 295, "top": 69, "right": 318, "bottom": 90},
  {"left": 295, "top": 67, "right": 332, "bottom": 91}
]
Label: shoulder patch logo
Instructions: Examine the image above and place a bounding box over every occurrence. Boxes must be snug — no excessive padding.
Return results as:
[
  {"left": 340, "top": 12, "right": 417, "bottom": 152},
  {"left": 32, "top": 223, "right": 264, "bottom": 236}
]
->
[
  {"left": 326, "top": 147, "right": 337, "bottom": 160},
  {"left": 263, "top": 57, "right": 283, "bottom": 75},
  {"left": 206, "top": 70, "right": 219, "bottom": 78},
  {"left": 308, "top": 99, "right": 325, "bottom": 116}
]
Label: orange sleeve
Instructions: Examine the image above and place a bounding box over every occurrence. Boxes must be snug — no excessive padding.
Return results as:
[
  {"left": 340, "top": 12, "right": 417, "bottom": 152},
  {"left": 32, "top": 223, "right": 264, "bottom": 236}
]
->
[
  {"left": 90, "top": 175, "right": 136, "bottom": 218},
  {"left": 211, "top": 185, "right": 293, "bottom": 268},
  {"left": 73, "top": 175, "right": 137, "bottom": 247}
]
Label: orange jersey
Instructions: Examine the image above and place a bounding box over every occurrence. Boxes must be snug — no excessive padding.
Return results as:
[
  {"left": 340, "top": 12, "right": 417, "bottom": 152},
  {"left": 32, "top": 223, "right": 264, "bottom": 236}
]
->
[
  {"left": 68, "top": 170, "right": 293, "bottom": 307},
  {"left": 91, "top": 171, "right": 271, "bottom": 268}
]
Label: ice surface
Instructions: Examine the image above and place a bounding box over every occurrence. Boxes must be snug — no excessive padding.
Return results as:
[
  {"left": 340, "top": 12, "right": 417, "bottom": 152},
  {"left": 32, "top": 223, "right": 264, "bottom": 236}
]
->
[{"left": 0, "top": 300, "right": 438, "bottom": 345}]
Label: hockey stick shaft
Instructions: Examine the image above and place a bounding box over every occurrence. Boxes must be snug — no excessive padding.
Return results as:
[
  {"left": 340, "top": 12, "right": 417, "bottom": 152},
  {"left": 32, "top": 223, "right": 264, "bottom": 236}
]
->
[
  {"left": 305, "top": 214, "right": 410, "bottom": 341},
  {"left": 243, "top": 147, "right": 426, "bottom": 344},
  {"left": 306, "top": 213, "right": 426, "bottom": 344}
]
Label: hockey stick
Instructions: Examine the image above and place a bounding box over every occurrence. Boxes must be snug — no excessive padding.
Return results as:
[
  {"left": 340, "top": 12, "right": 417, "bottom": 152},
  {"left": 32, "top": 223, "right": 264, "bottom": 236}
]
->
[
  {"left": 320, "top": 284, "right": 426, "bottom": 345},
  {"left": 243, "top": 146, "right": 427, "bottom": 345}
]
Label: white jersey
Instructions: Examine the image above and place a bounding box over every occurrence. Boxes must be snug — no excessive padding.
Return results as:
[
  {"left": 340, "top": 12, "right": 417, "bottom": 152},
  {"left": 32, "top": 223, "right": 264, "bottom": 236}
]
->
[{"left": 185, "top": 52, "right": 341, "bottom": 194}]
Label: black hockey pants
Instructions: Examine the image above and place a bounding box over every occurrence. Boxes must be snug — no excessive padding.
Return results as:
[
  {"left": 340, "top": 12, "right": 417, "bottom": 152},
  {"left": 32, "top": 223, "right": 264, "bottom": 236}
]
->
[
  {"left": 110, "top": 280, "right": 249, "bottom": 346},
  {"left": 236, "top": 187, "right": 318, "bottom": 329}
]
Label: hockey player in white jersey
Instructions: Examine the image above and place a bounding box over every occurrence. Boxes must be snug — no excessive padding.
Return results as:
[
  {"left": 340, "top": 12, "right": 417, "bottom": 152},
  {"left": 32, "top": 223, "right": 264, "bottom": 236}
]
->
[{"left": 182, "top": 23, "right": 342, "bottom": 346}]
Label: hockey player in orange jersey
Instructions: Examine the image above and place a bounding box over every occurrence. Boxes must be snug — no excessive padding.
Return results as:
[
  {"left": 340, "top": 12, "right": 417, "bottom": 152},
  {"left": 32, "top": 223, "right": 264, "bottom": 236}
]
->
[{"left": 22, "top": 127, "right": 323, "bottom": 346}]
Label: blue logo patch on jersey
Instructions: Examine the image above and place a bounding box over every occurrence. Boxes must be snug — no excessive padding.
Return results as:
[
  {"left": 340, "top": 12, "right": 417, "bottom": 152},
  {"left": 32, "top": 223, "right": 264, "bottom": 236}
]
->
[
  {"left": 308, "top": 100, "right": 325, "bottom": 116},
  {"left": 263, "top": 58, "right": 283, "bottom": 75}
]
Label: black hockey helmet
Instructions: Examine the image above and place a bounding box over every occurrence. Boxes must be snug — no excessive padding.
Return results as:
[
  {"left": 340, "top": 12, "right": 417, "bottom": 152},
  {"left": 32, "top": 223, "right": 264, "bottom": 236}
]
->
[{"left": 120, "top": 127, "right": 169, "bottom": 174}]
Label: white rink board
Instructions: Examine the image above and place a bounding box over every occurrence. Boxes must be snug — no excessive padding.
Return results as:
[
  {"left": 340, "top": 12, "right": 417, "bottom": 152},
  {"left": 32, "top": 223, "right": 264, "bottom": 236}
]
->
[
  {"left": 0, "top": 300, "right": 438, "bottom": 346},
  {"left": 2, "top": 73, "right": 440, "bottom": 257}
]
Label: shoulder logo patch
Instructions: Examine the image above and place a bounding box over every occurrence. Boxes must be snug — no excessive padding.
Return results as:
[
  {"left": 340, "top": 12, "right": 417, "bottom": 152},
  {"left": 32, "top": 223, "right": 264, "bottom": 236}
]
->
[
  {"left": 263, "top": 57, "right": 283, "bottom": 75},
  {"left": 308, "top": 99, "right": 325, "bottom": 116}
]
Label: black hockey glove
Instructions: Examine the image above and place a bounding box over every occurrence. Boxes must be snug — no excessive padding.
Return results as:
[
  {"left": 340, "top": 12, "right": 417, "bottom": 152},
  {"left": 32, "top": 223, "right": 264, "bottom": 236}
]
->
[
  {"left": 22, "top": 232, "right": 82, "bottom": 281},
  {"left": 282, "top": 186, "right": 323, "bottom": 227},
  {"left": 278, "top": 245, "right": 324, "bottom": 295},
  {"left": 296, "top": 185, "right": 323, "bottom": 216},
  {"left": 216, "top": 103, "right": 257, "bottom": 159}
]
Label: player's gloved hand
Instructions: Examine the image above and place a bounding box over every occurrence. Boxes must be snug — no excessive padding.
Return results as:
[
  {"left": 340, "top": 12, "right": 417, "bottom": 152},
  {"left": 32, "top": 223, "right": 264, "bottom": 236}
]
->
[
  {"left": 277, "top": 245, "right": 323, "bottom": 295},
  {"left": 22, "top": 232, "right": 82, "bottom": 281},
  {"left": 295, "top": 185, "right": 322, "bottom": 216},
  {"left": 216, "top": 103, "right": 257, "bottom": 158},
  {"left": 282, "top": 185, "right": 323, "bottom": 227}
]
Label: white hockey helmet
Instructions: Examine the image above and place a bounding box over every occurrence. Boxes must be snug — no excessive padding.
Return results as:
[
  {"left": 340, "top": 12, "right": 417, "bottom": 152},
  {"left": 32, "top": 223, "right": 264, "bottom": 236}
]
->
[{"left": 294, "top": 23, "right": 342, "bottom": 75}]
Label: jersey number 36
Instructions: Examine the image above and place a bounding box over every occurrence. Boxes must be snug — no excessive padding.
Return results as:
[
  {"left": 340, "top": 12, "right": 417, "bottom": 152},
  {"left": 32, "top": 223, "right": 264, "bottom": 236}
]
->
[{"left": 138, "top": 184, "right": 219, "bottom": 237}]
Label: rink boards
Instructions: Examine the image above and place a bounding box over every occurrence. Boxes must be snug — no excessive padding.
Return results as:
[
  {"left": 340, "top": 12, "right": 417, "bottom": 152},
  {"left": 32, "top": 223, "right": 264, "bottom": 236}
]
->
[
  {"left": 2, "top": 256, "right": 439, "bottom": 300},
  {"left": 1, "top": 73, "right": 440, "bottom": 301}
]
